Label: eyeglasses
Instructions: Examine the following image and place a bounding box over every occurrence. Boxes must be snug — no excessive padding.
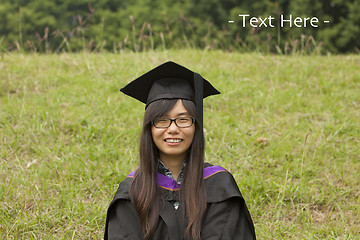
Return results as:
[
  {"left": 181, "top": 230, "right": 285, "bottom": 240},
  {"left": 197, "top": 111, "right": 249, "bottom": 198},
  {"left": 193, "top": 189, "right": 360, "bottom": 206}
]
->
[{"left": 152, "top": 117, "right": 195, "bottom": 128}]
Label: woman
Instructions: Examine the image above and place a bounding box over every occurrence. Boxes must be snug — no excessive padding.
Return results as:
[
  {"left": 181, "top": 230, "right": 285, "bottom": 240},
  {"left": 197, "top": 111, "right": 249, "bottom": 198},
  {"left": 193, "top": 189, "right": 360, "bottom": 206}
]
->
[{"left": 105, "top": 61, "right": 256, "bottom": 240}]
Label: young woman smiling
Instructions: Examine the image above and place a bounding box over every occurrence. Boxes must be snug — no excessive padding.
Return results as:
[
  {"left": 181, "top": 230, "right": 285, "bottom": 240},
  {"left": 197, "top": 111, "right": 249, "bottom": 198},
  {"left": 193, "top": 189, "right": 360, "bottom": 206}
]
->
[
  {"left": 151, "top": 99, "right": 195, "bottom": 179},
  {"left": 105, "top": 62, "right": 256, "bottom": 240}
]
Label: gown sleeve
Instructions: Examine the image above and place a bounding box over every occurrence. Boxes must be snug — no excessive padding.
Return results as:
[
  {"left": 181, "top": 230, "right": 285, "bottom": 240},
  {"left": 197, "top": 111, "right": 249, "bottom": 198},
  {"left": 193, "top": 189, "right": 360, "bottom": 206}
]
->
[
  {"left": 106, "top": 199, "right": 144, "bottom": 240},
  {"left": 201, "top": 197, "right": 256, "bottom": 240}
]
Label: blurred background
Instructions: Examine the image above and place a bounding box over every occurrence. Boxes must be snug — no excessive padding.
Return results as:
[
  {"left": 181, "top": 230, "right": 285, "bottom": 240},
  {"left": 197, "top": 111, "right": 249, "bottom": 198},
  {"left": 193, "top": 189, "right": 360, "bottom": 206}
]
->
[{"left": 1, "top": 0, "right": 359, "bottom": 54}]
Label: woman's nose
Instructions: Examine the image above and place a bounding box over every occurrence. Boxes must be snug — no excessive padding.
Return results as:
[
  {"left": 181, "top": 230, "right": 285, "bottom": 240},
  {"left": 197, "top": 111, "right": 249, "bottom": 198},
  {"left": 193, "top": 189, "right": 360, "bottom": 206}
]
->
[{"left": 167, "top": 121, "right": 180, "bottom": 133}]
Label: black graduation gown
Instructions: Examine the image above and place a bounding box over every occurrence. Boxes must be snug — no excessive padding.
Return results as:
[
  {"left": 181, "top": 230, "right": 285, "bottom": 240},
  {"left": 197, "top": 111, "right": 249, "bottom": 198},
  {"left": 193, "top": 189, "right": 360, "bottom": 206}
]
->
[{"left": 104, "top": 164, "right": 256, "bottom": 240}]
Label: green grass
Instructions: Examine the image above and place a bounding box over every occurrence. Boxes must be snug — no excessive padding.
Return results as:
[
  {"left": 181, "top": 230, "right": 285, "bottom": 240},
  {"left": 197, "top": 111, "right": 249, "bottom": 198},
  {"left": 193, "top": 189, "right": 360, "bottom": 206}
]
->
[{"left": 0, "top": 50, "right": 359, "bottom": 239}]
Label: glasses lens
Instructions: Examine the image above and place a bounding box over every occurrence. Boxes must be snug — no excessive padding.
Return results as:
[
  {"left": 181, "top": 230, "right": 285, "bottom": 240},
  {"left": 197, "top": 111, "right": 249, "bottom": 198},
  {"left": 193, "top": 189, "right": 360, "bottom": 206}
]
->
[
  {"left": 176, "top": 117, "right": 193, "bottom": 127},
  {"left": 153, "top": 118, "right": 170, "bottom": 128}
]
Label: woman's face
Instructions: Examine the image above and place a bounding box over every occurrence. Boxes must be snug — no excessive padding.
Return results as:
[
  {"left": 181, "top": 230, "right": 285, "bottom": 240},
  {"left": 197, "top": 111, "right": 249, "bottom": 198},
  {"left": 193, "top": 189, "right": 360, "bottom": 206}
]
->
[{"left": 151, "top": 100, "right": 195, "bottom": 162}]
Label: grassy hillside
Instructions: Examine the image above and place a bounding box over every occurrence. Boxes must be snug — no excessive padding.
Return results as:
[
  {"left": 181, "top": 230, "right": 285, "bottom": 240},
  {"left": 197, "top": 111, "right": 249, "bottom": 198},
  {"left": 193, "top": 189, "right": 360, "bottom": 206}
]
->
[{"left": 0, "top": 50, "right": 359, "bottom": 239}]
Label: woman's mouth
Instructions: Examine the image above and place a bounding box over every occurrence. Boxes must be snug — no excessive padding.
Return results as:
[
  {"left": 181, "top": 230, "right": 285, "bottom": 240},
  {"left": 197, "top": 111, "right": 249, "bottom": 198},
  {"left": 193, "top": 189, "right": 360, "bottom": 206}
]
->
[{"left": 164, "top": 138, "right": 183, "bottom": 143}]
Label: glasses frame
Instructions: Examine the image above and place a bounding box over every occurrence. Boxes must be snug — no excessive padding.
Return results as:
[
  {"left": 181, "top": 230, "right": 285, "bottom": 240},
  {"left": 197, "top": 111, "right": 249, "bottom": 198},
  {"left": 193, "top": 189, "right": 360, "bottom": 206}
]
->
[{"left": 151, "top": 117, "right": 195, "bottom": 129}]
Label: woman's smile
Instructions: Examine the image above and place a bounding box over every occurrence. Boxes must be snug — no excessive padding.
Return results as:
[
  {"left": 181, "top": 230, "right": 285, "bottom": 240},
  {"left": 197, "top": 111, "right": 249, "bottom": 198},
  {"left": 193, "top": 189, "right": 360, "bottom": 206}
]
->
[{"left": 164, "top": 138, "right": 183, "bottom": 144}]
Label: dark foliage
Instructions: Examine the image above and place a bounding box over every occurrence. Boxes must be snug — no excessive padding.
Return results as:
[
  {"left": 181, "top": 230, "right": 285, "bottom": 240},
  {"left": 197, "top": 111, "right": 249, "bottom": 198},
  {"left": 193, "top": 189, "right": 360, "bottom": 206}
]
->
[{"left": 0, "top": 0, "right": 359, "bottom": 53}]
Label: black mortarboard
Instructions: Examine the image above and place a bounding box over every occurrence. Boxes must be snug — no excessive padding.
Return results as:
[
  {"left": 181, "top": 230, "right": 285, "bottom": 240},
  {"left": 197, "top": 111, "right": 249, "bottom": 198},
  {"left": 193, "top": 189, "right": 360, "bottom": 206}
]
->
[{"left": 120, "top": 61, "right": 220, "bottom": 147}]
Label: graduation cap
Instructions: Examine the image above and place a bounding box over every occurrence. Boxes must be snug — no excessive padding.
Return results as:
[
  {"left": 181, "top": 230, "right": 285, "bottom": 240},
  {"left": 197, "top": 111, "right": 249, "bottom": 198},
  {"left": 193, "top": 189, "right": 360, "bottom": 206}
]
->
[{"left": 120, "top": 61, "right": 220, "bottom": 147}]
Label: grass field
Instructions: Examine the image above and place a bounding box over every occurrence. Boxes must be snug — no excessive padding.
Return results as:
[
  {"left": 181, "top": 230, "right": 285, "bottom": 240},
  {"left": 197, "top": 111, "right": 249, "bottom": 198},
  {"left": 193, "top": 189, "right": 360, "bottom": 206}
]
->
[{"left": 0, "top": 50, "right": 359, "bottom": 239}]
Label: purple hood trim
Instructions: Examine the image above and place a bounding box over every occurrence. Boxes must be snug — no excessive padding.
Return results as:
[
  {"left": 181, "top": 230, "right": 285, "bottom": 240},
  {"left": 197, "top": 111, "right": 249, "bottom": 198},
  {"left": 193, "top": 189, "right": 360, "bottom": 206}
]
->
[
  {"left": 127, "top": 171, "right": 135, "bottom": 178},
  {"left": 126, "top": 165, "right": 227, "bottom": 191},
  {"left": 203, "top": 165, "right": 227, "bottom": 179}
]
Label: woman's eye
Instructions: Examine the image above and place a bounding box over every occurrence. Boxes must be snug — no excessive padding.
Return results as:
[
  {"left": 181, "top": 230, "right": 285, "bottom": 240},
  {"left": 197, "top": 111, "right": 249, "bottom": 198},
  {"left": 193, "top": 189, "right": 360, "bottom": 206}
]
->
[
  {"left": 179, "top": 118, "right": 190, "bottom": 122},
  {"left": 156, "top": 119, "right": 168, "bottom": 123}
]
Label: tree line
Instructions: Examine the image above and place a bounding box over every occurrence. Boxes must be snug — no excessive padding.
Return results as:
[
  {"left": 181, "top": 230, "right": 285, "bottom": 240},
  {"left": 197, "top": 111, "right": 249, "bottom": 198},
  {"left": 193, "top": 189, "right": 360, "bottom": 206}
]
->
[{"left": 1, "top": 0, "right": 359, "bottom": 53}]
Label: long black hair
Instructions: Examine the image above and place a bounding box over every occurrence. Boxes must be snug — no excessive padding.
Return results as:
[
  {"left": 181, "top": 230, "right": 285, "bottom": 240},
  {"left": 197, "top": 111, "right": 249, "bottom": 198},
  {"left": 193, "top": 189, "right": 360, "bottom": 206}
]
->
[{"left": 129, "top": 99, "right": 206, "bottom": 240}]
